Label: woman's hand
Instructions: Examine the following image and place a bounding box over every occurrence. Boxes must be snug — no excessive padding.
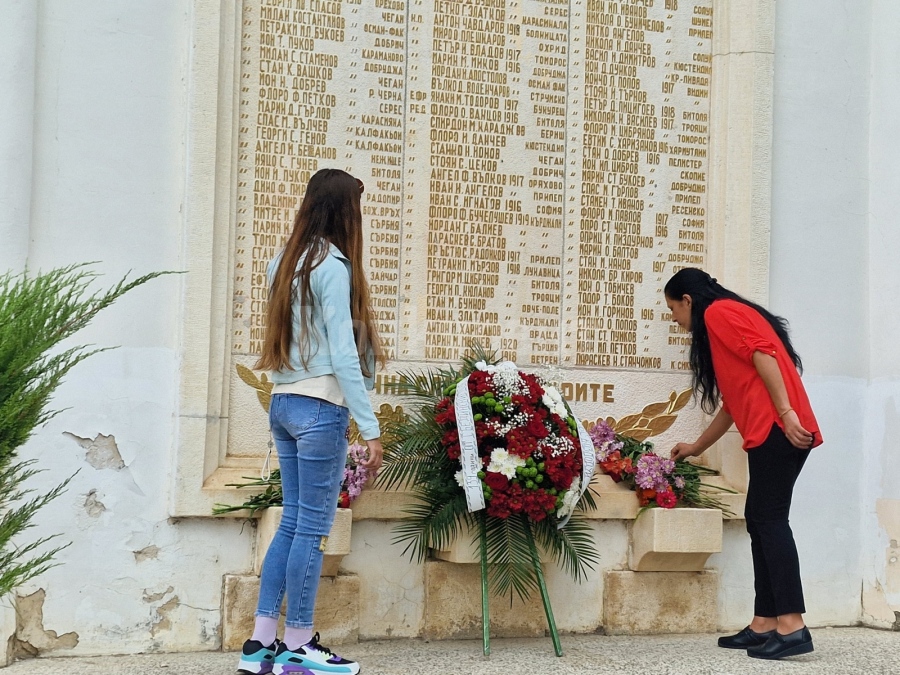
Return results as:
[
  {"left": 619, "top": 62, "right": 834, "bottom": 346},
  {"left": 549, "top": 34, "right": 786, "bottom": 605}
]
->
[
  {"left": 781, "top": 410, "right": 815, "bottom": 449},
  {"left": 670, "top": 442, "right": 704, "bottom": 461},
  {"left": 362, "top": 438, "right": 384, "bottom": 473}
]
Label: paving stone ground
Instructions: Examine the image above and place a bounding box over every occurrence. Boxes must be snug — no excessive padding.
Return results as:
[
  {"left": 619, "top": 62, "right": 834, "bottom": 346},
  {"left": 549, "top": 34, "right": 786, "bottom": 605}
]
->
[{"left": 5, "top": 627, "right": 898, "bottom": 675}]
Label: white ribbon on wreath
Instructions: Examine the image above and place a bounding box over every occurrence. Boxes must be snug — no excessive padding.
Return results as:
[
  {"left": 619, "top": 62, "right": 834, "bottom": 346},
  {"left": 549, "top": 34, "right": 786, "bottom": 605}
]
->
[{"left": 455, "top": 374, "right": 486, "bottom": 512}]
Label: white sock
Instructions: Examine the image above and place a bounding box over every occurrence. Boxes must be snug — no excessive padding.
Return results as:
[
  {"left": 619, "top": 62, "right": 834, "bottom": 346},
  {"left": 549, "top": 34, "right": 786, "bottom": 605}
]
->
[
  {"left": 283, "top": 627, "right": 314, "bottom": 651},
  {"left": 250, "top": 616, "right": 279, "bottom": 647}
]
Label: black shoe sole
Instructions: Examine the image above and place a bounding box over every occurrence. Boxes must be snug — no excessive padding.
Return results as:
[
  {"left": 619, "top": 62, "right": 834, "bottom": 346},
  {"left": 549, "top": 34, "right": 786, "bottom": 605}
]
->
[
  {"left": 748, "top": 641, "right": 814, "bottom": 660},
  {"left": 718, "top": 640, "right": 766, "bottom": 650}
]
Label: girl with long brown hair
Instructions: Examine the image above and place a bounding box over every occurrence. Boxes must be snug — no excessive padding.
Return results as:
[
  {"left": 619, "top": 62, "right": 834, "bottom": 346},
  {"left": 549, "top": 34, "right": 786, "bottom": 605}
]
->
[{"left": 238, "top": 169, "right": 384, "bottom": 675}]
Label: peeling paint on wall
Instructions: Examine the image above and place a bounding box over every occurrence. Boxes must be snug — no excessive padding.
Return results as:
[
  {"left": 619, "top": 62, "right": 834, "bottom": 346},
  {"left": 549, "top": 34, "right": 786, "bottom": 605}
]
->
[
  {"left": 863, "top": 499, "right": 900, "bottom": 626},
  {"left": 133, "top": 545, "right": 160, "bottom": 563},
  {"left": 65, "top": 432, "right": 125, "bottom": 470},
  {"left": 83, "top": 489, "right": 106, "bottom": 517},
  {"left": 143, "top": 586, "right": 174, "bottom": 604},
  {"left": 11, "top": 590, "right": 78, "bottom": 659},
  {"left": 876, "top": 499, "right": 900, "bottom": 595},
  {"left": 142, "top": 586, "right": 180, "bottom": 639},
  {"left": 150, "top": 596, "right": 180, "bottom": 637}
]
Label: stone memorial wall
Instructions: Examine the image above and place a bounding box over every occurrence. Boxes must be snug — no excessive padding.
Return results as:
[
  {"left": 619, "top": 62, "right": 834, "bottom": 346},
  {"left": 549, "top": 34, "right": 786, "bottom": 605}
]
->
[{"left": 229, "top": 0, "right": 713, "bottom": 455}]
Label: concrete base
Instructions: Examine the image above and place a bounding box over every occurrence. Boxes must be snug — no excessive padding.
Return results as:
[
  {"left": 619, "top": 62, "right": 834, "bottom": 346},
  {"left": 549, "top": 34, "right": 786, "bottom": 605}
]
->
[
  {"left": 423, "top": 560, "right": 547, "bottom": 640},
  {"left": 222, "top": 574, "right": 359, "bottom": 651},
  {"left": 432, "top": 523, "right": 549, "bottom": 564},
  {"left": 603, "top": 570, "right": 718, "bottom": 635}
]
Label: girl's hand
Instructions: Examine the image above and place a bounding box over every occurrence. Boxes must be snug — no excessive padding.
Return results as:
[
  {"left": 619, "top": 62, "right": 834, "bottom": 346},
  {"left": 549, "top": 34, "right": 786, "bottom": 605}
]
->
[
  {"left": 781, "top": 410, "right": 815, "bottom": 449},
  {"left": 670, "top": 442, "right": 703, "bottom": 461},
  {"left": 362, "top": 438, "right": 384, "bottom": 472}
]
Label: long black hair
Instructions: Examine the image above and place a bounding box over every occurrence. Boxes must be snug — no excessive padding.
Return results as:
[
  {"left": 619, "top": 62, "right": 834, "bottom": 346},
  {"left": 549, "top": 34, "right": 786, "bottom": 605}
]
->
[{"left": 664, "top": 268, "right": 802, "bottom": 414}]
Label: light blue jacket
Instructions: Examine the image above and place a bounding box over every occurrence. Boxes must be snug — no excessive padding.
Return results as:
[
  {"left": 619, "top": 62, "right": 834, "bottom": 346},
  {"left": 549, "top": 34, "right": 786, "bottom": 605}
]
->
[{"left": 267, "top": 243, "right": 380, "bottom": 440}]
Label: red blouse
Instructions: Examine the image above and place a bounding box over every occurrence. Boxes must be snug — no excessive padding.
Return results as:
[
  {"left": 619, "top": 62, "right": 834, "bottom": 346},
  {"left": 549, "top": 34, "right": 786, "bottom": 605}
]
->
[{"left": 704, "top": 299, "right": 822, "bottom": 451}]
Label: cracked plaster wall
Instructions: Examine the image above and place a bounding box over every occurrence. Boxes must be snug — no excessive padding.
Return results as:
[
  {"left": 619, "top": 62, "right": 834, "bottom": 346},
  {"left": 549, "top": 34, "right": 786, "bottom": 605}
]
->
[{"left": 6, "top": 0, "right": 254, "bottom": 658}]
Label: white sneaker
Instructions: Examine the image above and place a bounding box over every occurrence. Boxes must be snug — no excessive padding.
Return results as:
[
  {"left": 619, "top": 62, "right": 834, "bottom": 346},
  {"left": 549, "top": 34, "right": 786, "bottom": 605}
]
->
[
  {"left": 272, "top": 633, "right": 360, "bottom": 675},
  {"left": 237, "top": 638, "right": 278, "bottom": 674}
]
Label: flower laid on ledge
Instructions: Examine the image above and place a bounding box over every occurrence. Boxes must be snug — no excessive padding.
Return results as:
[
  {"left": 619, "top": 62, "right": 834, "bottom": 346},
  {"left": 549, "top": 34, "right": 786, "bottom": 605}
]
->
[
  {"left": 379, "top": 347, "right": 599, "bottom": 605},
  {"left": 339, "top": 443, "right": 371, "bottom": 509},
  {"left": 590, "top": 419, "right": 733, "bottom": 514},
  {"left": 213, "top": 443, "right": 371, "bottom": 515}
]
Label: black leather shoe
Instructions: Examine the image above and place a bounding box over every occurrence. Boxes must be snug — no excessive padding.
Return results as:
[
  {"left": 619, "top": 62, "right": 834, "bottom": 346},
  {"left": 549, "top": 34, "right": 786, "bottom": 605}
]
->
[
  {"left": 717, "top": 626, "right": 776, "bottom": 649},
  {"left": 747, "top": 626, "right": 814, "bottom": 660}
]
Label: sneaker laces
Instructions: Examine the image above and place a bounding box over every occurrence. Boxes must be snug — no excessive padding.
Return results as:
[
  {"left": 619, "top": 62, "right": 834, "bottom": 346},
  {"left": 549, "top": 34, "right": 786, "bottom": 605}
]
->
[{"left": 306, "top": 632, "right": 334, "bottom": 657}]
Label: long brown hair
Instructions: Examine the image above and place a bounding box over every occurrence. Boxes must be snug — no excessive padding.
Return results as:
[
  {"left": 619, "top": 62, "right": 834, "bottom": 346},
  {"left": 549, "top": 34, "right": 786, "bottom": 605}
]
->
[{"left": 254, "top": 169, "right": 385, "bottom": 376}]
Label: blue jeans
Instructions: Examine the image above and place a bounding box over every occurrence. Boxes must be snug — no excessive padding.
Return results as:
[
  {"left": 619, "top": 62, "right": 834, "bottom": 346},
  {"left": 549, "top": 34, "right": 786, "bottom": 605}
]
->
[{"left": 256, "top": 394, "right": 350, "bottom": 628}]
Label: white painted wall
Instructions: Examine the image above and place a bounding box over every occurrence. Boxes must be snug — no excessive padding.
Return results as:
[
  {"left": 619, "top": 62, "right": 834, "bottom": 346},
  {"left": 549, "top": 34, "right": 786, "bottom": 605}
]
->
[
  {"left": 0, "top": 0, "right": 37, "bottom": 271},
  {"left": 768, "top": 0, "right": 900, "bottom": 628},
  {"left": 861, "top": 0, "right": 900, "bottom": 628},
  {"left": 768, "top": 0, "right": 873, "bottom": 626},
  {"left": 9, "top": 1, "right": 253, "bottom": 655}
]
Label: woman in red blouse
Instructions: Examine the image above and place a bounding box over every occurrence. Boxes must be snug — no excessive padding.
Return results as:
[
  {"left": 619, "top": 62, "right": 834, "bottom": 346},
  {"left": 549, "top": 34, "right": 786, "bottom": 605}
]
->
[{"left": 665, "top": 268, "right": 820, "bottom": 661}]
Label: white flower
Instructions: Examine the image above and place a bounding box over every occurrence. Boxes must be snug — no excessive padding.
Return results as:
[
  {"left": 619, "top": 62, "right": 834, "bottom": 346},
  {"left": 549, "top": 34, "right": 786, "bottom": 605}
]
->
[
  {"left": 540, "top": 386, "right": 569, "bottom": 418},
  {"left": 454, "top": 470, "right": 466, "bottom": 489},
  {"left": 487, "top": 448, "right": 526, "bottom": 479},
  {"left": 475, "top": 361, "right": 490, "bottom": 372},
  {"left": 542, "top": 394, "right": 568, "bottom": 419},
  {"left": 556, "top": 477, "right": 581, "bottom": 519}
]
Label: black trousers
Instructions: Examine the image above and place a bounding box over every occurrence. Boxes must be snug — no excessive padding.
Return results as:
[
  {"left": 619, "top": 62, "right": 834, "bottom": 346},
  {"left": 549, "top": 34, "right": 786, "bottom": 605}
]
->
[{"left": 744, "top": 424, "right": 811, "bottom": 617}]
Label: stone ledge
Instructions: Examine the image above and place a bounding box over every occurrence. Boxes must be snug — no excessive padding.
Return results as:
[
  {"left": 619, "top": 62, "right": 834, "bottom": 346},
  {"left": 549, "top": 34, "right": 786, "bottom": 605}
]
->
[
  {"left": 629, "top": 508, "right": 723, "bottom": 572},
  {"left": 216, "top": 478, "right": 745, "bottom": 524},
  {"left": 255, "top": 508, "right": 352, "bottom": 576},
  {"left": 432, "top": 522, "right": 550, "bottom": 564}
]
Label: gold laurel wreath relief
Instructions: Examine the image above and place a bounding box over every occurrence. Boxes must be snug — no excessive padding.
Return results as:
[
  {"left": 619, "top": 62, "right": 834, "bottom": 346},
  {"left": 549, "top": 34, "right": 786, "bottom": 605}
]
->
[
  {"left": 237, "top": 365, "right": 690, "bottom": 444},
  {"left": 236, "top": 363, "right": 274, "bottom": 412},
  {"left": 236, "top": 365, "right": 406, "bottom": 442},
  {"left": 583, "top": 388, "right": 693, "bottom": 442}
]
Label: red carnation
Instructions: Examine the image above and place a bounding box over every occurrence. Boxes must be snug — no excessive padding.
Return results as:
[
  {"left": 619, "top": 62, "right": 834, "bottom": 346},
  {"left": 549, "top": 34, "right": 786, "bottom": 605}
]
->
[
  {"left": 435, "top": 403, "right": 456, "bottom": 426},
  {"left": 487, "top": 490, "right": 511, "bottom": 518},
  {"left": 656, "top": 489, "right": 677, "bottom": 509}
]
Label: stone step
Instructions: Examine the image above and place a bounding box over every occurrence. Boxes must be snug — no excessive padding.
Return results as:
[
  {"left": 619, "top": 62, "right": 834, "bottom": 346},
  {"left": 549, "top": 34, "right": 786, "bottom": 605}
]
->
[
  {"left": 222, "top": 574, "right": 359, "bottom": 651},
  {"left": 423, "top": 560, "right": 547, "bottom": 639},
  {"left": 604, "top": 570, "right": 718, "bottom": 634}
]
